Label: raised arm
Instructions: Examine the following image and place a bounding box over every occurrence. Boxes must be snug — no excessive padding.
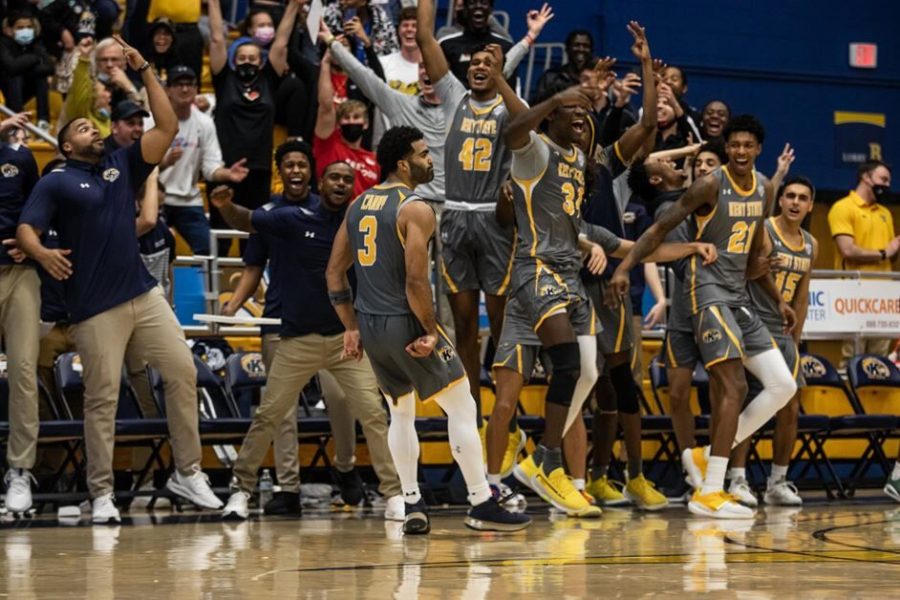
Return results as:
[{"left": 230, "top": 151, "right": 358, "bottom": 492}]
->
[
  {"left": 269, "top": 0, "right": 300, "bottom": 76},
  {"left": 329, "top": 38, "right": 398, "bottom": 115},
  {"left": 207, "top": 185, "right": 255, "bottom": 232},
  {"left": 504, "top": 84, "right": 593, "bottom": 150},
  {"left": 315, "top": 42, "right": 337, "bottom": 139},
  {"left": 504, "top": 3, "right": 555, "bottom": 78},
  {"left": 399, "top": 201, "right": 439, "bottom": 357},
  {"left": 615, "top": 21, "right": 658, "bottom": 164},
  {"left": 488, "top": 44, "right": 527, "bottom": 121},
  {"left": 207, "top": 0, "right": 228, "bottom": 75},
  {"left": 768, "top": 143, "right": 795, "bottom": 214},
  {"left": 416, "top": 0, "right": 450, "bottom": 84},
  {"left": 325, "top": 217, "right": 362, "bottom": 359},
  {"left": 136, "top": 168, "right": 160, "bottom": 236}
]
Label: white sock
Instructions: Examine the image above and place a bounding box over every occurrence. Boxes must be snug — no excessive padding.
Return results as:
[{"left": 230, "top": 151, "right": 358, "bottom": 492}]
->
[
  {"left": 573, "top": 478, "right": 585, "bottom": 491},
  {"left": 434, "top": 382, "right": 492, "bottom": 506},
  {"left": 892, "top": 462, "right": 900, "bottom": 481},
  {"left": 386, "top": 393, "right": 421, "bottom": 504},
  {"left": 487, "top": 473, "right": 502, "bottom": 486},
  {"left": 562, "top": 335, "right": 600, "bottom": 435},
  {"left": 769, "top": 463, "right": 789, "bottom": 483},
  {"left": 734, "top": 349, "right": 798, "bottom": 446},
  {"left": 728, "top": 467, "right": 746, "bottom": 482},
  {"left": 701, "top": 456, "right": 728, "bottom": 495}
]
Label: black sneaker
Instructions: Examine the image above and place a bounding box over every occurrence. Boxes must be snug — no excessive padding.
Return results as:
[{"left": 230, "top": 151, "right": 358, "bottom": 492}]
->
[
  {"left": 263, "top": 491, "right": 302, "bottom": 516},
  {"left": 334, "top": 468, "right": 365, "bottom": 506},
  {"left": 403, "top": 499, "right": 430, "bottom": 535},
  {"left": 465, "top": 497, "right": 532, "bottom": 532}
]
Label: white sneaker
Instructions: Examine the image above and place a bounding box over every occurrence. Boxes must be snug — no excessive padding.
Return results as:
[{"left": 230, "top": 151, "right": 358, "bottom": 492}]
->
[
  {"left": 384, "top": 495, "right": 405, "bottom": 521},
  {"left": 91, "top": 493, "right": 122, "bottom": 524},
  {"left": 727, "top": 478, "right": 758, "bottom": 508},
  {"left": 222, "top": 491, "right": 251, "bottom": 520},
  {"left": 763, "top": 478, "right": 803, "bottom": 506},
  {"left": 4, "top": 469, "right": 35, "bottom": 514},
  {"left": 166, "top": 469, "right": 224, "bottom": 510},
  {"left": 495, "top": 482, "right": 527, "bottom": 512}
]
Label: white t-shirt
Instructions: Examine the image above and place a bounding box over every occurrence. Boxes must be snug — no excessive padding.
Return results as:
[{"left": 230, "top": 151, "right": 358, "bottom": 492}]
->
[
  {"left": 378, "top": 52, "right": 420, "bottom": 96},
  {"left": 148, "top": 106, "right": 224, "bottom": 208}
]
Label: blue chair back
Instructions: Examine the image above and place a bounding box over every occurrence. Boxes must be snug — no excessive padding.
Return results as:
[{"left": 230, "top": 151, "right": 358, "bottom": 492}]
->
[
  {"left": 847, "top": 354, "right": 900, "bottom": 390},
  {"left": 53, "top": 352, "right": 145, "bottom": 419},
  {"left": 224, "top": 352, "right": 267, "bottom": 418},
  {"left": 800, "top": 354, "right": 844, "bottom": 388}
]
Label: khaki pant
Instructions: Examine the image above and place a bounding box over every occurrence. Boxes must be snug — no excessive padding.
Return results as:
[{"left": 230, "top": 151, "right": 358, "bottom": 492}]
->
[
  {"left": 0, "top": 265, "right": 41, "bottom": 469},
  {"left": 234, "top": 333, "right": 400, "bottom": 497},
  {"left": 73, "top": 287, "right": 201, "bottom": 498},
  {"left": 841, "top": 337, "right": 893, "bottom": 370},
  {"left": 38, "top": 323, "right": 78, "bottom": 412}
]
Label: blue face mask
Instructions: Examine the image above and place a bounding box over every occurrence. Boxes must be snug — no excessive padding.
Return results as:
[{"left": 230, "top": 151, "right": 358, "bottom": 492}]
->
[
  {"left": 97, "top": 107, "right": 110, "bottom": 119},
  {"left": 13, "top": 28, "right": 35, "bottom": 46}
]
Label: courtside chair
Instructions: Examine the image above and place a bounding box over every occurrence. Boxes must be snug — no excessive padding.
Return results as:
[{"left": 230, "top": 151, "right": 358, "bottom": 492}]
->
[{"left": 223, "top": 352, "right": 267, "bottom": 419}]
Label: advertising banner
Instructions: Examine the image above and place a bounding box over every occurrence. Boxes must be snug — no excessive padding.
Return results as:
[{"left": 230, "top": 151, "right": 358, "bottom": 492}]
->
[{"left": 805, "top": 279, "right": 900, "bottom": 334}]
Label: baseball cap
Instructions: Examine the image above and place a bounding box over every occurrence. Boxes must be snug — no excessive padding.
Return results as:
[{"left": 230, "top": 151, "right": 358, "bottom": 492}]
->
[
  {"left": 166, "top": 65, "right": 198, "bottom": 86},
  {"left": 111, "top": 100, "right": 150, "bottom": 122},
  {"left": 150, "top": 17, "right": 175, "bottom": 36}
]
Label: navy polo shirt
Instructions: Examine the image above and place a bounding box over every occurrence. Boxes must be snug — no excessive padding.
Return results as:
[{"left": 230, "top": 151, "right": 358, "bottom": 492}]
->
[
  {"left": 20, "top": 142, "right": 158, "bottom": 323},
  {"left": 38, "top": 229, "right": 67, "bottom": 323},
  {"left": 0, "top": 143, "right": 39, "bottom": 265},
  {"left": 249, "top": 197, "right": 345, "bottom": 338},
  {"left": 242, "top": 193, "right": 320, "bottom": 336}
]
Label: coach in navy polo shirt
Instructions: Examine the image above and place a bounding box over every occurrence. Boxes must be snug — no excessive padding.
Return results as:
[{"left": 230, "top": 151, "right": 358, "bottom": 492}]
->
[
  {"left": 0, "top": 111, "right": 41, "bottom": 515},
  {"left": 16, "top": 36, "right": 222, "bottom": 524},
  {"left": 207, "top": 161, "right": 405, "bottom": 521}
]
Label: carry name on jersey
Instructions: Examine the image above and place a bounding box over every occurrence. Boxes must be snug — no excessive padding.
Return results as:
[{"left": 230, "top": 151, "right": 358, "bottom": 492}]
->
[
  {"left": 686, "top": 166, "right": 767, "bottom": 313},
  {"left": 347, "top": 183, "right": 427, "bottom": 315},
  {"left": 747, "top": 217, "right": 814, "bottom": 331},
  {"left": 511, "top": 135, "right": 586, "bottom": 276},
  {"left": 445, "top": 94, "right": 511, "bottom": 207}
]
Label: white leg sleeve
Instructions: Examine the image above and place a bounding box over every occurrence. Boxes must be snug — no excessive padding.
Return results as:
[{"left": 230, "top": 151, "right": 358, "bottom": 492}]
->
[
  {"left": 733, "top": 349, "right": 798, "bottom": 446},
  {"left": 562, "top": 335, "right": 599, "bottom": 436},
  {"left": 433, "top": 382, "right": 492, "bottom": 506},
  {"left": 386, "top": 392, "right": 421, "bottom": 501}
]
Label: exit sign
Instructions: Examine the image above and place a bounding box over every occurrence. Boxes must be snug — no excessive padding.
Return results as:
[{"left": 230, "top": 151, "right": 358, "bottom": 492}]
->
[{"left": 849, "top": 43, "right": 878, "bottom": 68}]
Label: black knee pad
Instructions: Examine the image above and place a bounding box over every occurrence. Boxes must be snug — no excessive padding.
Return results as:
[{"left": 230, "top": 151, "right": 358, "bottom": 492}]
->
[
  {"left": 545, "top": 342, "right": 580, "bottom": 407},
  {"left": 610, "top": 363, "right": 639, "bottom": 415}
]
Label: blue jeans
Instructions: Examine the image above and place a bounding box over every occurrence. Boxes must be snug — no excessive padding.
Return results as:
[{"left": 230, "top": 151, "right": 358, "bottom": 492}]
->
[{"left": 164, "top": 205, "right": 211, "bottom": 255}]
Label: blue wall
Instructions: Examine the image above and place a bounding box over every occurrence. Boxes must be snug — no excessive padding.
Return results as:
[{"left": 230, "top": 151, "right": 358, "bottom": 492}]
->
[{"left": 493, "top": 0, "right": 900, "bottom": 192}]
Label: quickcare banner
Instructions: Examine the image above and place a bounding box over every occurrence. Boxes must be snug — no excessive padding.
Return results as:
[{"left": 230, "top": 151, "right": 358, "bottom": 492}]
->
[{"left": 805, "top": 279, "right": 900, "bottom": 335}]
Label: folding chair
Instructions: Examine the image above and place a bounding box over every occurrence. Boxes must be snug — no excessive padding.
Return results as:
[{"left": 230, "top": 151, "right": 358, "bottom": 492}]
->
[{"left": 223, "top": 352, "right": 267, "bottom": 419}]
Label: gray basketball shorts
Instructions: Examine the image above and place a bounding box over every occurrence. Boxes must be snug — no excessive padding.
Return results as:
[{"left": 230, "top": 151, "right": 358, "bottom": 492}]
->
[
  {"left": 358, "top": 312, "right": 466, "bottom": 402},
  {"left": 493, "top": 296, "right": 542, "bottom": 378},
  {"left": 662, "top": 329, "right": 702, "bottom": 370},
  {"left": 440, "top": 209, "right": 515, "bottom": 296},
  {"left": 584, "top": 277, "right": 634, "bottom": 356},
  {"left": 691, "top": 304, "right": 775, "bottom": 369},
  {"left": 510, "top": 264, "right": 597, "bottom": 338}
]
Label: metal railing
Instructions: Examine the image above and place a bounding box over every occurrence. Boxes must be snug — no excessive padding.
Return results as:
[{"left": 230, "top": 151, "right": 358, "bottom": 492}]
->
[
  {"left": 523, "top": 43, "right": 567, "bottom": 102},
  {"left": 0, "top": 104, "right": 58, "bottom": 146}
]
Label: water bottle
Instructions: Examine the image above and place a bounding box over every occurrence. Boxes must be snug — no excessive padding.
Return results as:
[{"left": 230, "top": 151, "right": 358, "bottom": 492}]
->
[{"left": 259, "top": 469, "right": 274, "bottom": 510}]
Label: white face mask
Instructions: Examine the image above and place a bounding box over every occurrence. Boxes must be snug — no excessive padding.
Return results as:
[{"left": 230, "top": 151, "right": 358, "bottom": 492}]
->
[
  {"left": 252, "top": 26, "right": 275, "bottom": 46},
  {"left": 13, "top": 27, "right": 35, "bottom": 45}
]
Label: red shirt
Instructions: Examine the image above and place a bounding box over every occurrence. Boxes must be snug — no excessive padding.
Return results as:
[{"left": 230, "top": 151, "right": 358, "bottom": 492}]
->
[{"left": 313, "top": 129, "right": 380, "bottom": 198}]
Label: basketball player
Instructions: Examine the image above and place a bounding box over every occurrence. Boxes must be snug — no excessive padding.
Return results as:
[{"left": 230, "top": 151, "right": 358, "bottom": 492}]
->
[
  {"left": 728, "top": 175, "right": 816, "bottom": 507},
  {"left": 608, "top": 115, "right": 798, "bottom": 519},
  {"left": 326, "top": 126, "right": 530, "bottom": 534},
  {"left": 417, "top": 0, "right": 525, "bottom": 442}
]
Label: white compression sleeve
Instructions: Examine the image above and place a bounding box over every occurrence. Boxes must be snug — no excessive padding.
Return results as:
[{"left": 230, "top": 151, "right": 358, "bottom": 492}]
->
[
  {"left": 733, "top": 348, "right": 798, "bottom": 446},
  {"left": 433, "top": 382, "right": 492, "bottom": 506},
  {"left": 386, "top": 392, "right": 421, "bottom": 503},
  {"left": 562, "top": 335, "right": 600, "bottom": 436}
]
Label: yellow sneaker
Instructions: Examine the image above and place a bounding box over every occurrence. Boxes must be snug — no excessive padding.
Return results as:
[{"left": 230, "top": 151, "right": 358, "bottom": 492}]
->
[
  {"left": 500, "top": 428, "right": 527, "bottom": 478},
  {"left": 513, "top": 454, "right": 541, "bottom": 493},
  {"left": 533, "top": 467, "right": 602, "bottom": 518},
  {"left": 688, "top": 490, "right": 756, "bottom": 519},
  {"left": 682, "top": 446, "right": 709, "bottom": 490},
  {"left": 624, "top": 474, "right": 669, "bottom": 511},
  {"left": 586, "top": 476, "right": 629, "bottom": 507}
]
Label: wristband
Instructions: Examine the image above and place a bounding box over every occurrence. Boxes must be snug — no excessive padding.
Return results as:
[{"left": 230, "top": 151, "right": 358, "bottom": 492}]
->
[
  {"left": 328, "top": 288, "right": 353, "bottom": 306},
  {"left": 138, "top": 61, "right": 151, "bottom": 73},
  {"left": 524, "top": 32, "right": 536, "bottom": 46},
  {"left": 880, "top": 249, "right": 887, "bottom": 260}
]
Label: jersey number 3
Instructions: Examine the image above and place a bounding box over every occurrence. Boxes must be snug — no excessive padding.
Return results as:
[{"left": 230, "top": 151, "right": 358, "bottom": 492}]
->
[
  {"left": 458, "top": 138, "right": 492, "bottom": 172},
  {"left": 358, "top": 215, "right": 377, "bottom": 266},
  {"left": 727, "top": 220, "right": 757, "bottom": 254}
]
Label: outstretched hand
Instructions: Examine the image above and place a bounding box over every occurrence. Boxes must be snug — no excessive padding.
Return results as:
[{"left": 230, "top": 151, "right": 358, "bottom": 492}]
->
[
  {"left": 775, "top": 143, "right": 795, "bottom": 178},
  {"left": 627, "top": 21, "right": 651, "bottom": 62},
  {"left": 112, "top": 34, "right": 147, "bottom": 72},
  {"left": 526, "top": 3, "right": 555, "bottom": 38}
]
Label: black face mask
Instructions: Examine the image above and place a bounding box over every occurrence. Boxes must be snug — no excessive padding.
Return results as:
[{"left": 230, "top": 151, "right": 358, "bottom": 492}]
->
[
  {"left": 873, "top": 184, "right": 890, "bottom": 199},
  {"left": 235, "top": 62, "right": 259, "bottom": 84},
  {"left": 341, "top": 123, "right": 365, "bottom": 143}
]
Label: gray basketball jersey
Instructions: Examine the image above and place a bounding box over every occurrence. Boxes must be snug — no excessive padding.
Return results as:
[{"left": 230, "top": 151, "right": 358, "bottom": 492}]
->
[
  {"left": 511, "top": 135, "right": 586, "bottom": 275},
  {"left": 445, "top": 94, "right": 511, "bottom": 205},
  {"left": 685, "top": 166, "right": 767, "bottom": 313},
  {"left": 748, "top": 217, "right": 814, "bottom": 332},
  {"left": 347, "top": 183, "right": 425, "bottom": 315}
]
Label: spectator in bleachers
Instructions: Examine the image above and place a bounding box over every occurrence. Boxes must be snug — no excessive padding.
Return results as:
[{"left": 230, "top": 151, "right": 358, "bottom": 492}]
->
[
  {"left": 436, "top": 0, "right": 512, "bottom": 41},
  {"left": 135, "top": 169, "right": 176, "bottom": 299},
  {"left": 437, "top": 0, "right": 513, "bottom": 87},
  {"left": 324, "top": 0, "right": 399, "bottom": 60},
  {"left": 0, "top": 12, "right": 54, "bottom": 130},
  {"left": 535, "top": 29, "right": 594, "bottom": 102},
  {"left": 94, "top": 37, "right": 145, "bottom": 107},
  {"left": 90, "top": 0, "right": 120, "bottom": 41},
  {"left": 660, "top": 64, "right": 702, "bottom": 140},
  {"left": 699, "top": 99, "right": 730, "bottom": 141},
  {"left": 142, "top": 17, "right": 181, "bottom": 81},
  {"left": 145, "top": 0, "right": 203, "bottom": 79},
  {"left": 50, "top": 11, "right": 95, "bottom": 98},
  {"left": 378, "top": 6, "right": 420, "bottom": 95},
  {"left": 154, "top": 64, "right": 249, "bottom": 255},
  {"left": 654, "top": 82, "right": 693, "bottom": 154},
  {"left": 208, "top": 0, "right": 292, "bottom": 254},
  {"left": 62, "top": 36, "right": 113, "bottom": 138},
  {"left": 241, "top": 7, "right": 277, "bottom": 48},
  {"left": 0, "top": 111, "right": 40, "bottom": 515},
  {"left": 314, "top": 36, "right": 380, "bottom": 197},
  {"left": 104, "top": 100, "right": 148, "bottom": 153},
  {"left": 828, "top": 159, "right": 898, "bottom": 364}
]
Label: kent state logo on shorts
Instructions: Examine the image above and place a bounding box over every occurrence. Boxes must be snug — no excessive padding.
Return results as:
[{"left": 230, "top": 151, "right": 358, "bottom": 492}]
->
[
  {"left": 861, "top": 357, "right": 891, "bottom": 380},
  {"left": 1, "top": 163, "right": 19, "bottom": 178},
  {"left": 539, "top": 284, "right": 562, "bottom": 298},
  {"left": 438, "top": 345, "right": 456, "bottom": 363},
  {"left": 240, "top": 353, "right": 266, "bottom": 378},
  {"left": 801, "top": 355, "right": 827, "bottom": 379},
  {"left": 102, "top": 168, "right": 120, "bottom": 182},
  {"left": 701, "top": 328, "right": 722, "bottom": 344}
]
